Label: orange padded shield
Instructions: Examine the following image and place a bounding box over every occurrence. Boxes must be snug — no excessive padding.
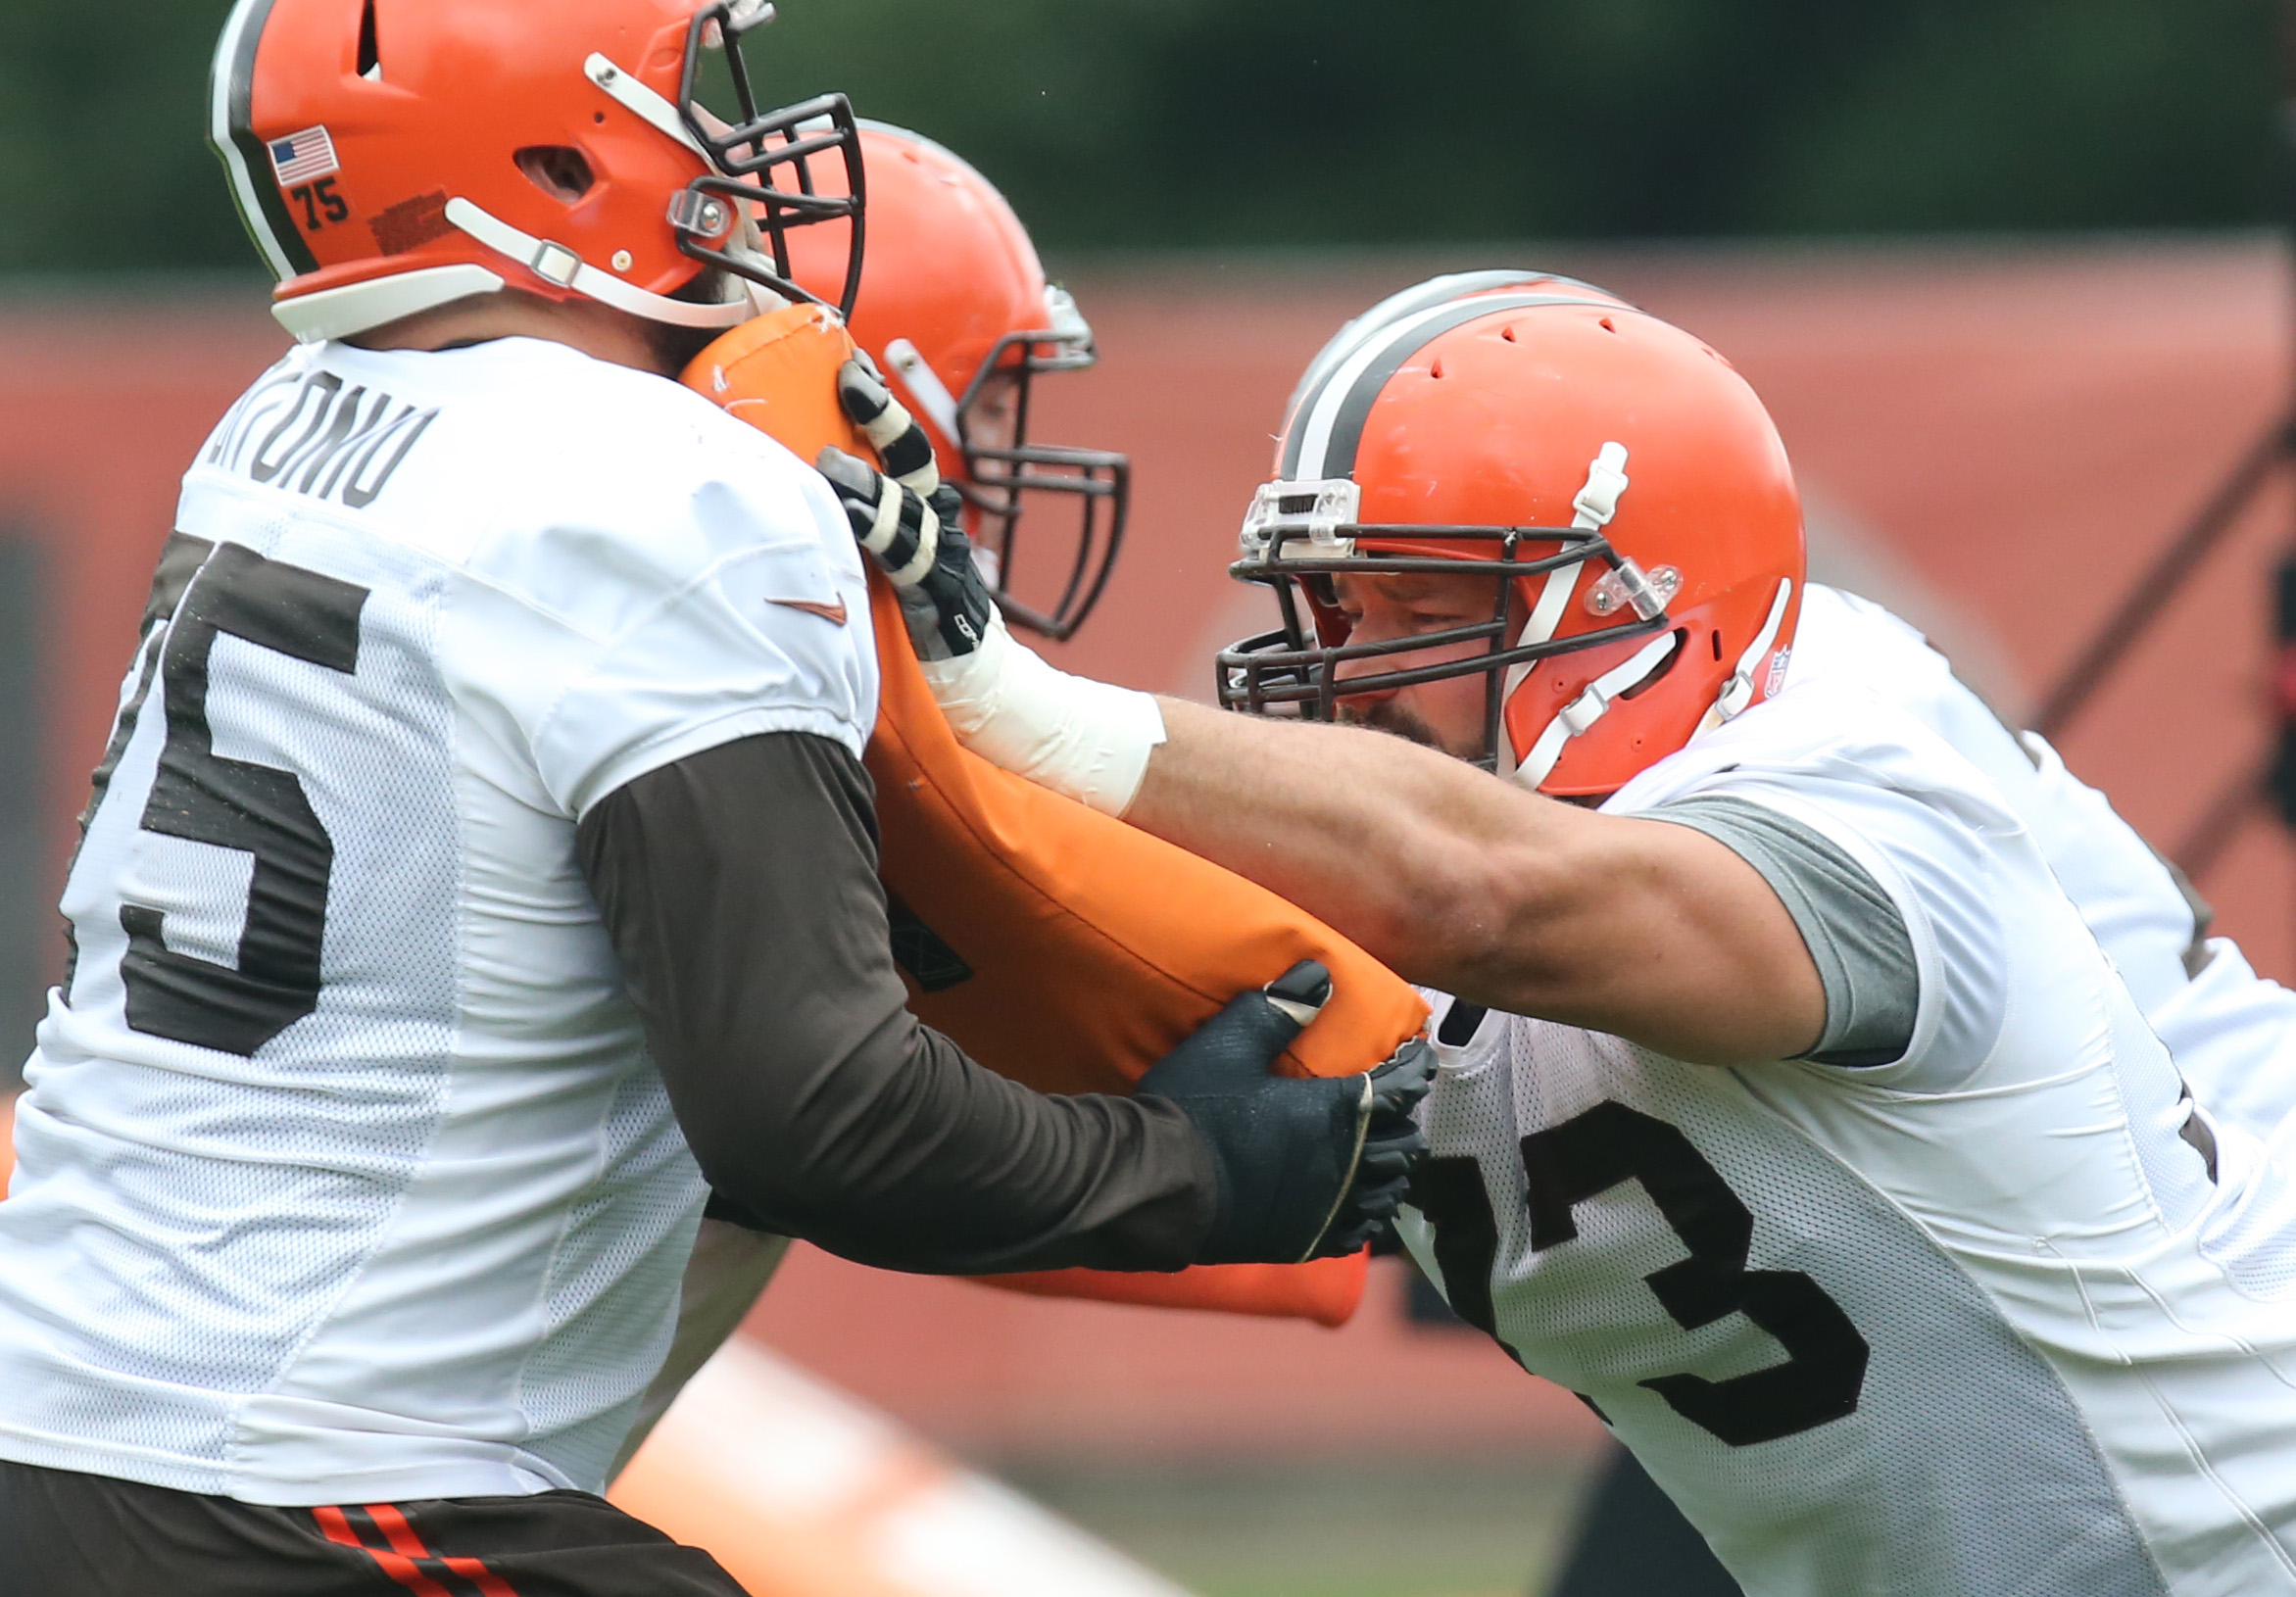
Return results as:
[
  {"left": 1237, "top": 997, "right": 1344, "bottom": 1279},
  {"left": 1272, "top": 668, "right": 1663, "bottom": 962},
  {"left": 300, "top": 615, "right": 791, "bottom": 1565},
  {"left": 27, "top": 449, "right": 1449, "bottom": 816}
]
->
[
  {"left": 683, "top": 308, "right": 1425, "bottom": 1325},
  {"left": 857, "top": 574, "right": 1427, "bottom": 1092},
  {"left": 980, "top": 1250, "right": 1369, "bottom": 1329},
  {"left": 683, "top": 303, "right": 869, "bottom": 467}
]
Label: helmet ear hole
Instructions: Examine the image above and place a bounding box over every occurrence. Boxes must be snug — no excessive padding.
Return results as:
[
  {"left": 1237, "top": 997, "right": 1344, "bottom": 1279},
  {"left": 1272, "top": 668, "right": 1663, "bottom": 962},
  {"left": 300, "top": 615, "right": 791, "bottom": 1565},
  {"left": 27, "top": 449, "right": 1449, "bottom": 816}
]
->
[
  {"left": 1617, "top": 631, "right": 1686, "bottom": 702},
  {"left": 514, "top": 146, "right": 596, "bottom": 205},
  {"left": 357, "top": 0, "right": 380, "bottom": 80},
  {"left": 1710, "top": 629, "right": 1725, "bottom": 662}
]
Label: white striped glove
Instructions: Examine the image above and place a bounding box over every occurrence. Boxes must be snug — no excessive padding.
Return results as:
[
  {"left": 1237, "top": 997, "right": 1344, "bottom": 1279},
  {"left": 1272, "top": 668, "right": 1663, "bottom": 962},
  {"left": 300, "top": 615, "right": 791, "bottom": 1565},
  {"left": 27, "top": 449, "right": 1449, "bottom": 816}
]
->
[
  {"left": 815, "top": 359, "right": 993, "bottom": 664},
  {"left": 815, "top": 356, "right": 1165, "bottom": 815}
]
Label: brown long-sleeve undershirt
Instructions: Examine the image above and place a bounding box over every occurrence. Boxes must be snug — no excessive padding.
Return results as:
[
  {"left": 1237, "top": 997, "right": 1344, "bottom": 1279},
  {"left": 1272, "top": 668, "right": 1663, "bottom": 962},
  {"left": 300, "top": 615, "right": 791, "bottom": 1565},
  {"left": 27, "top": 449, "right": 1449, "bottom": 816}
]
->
[{"left": 574, "top": 730, "right": 1216, "bottom": 1275}]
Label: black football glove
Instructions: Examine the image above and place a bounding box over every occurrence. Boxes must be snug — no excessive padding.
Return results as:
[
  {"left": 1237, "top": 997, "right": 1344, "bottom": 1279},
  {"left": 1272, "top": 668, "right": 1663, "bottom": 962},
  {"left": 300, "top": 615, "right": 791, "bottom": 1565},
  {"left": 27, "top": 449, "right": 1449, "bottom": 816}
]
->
[
  {"left": 1138, "top": 960, "right": 1436, "bottom": 1265},
  {"left": 816, "top": 358, "right": 996, "bottom": 663}
]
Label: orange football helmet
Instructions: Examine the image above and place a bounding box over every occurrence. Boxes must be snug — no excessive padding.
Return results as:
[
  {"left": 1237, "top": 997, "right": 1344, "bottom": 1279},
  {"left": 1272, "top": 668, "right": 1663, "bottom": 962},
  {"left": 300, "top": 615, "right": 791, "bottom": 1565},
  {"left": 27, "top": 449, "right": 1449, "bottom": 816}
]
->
[
  {"left": 1219, "top": 272, "right": 1804, "bottom": 798},
  {"left": 784, "top": 122, "right": 1128, "bottom": 640},
  {"left": 209, "top": 0, "right": 863, "bottom": 344}
]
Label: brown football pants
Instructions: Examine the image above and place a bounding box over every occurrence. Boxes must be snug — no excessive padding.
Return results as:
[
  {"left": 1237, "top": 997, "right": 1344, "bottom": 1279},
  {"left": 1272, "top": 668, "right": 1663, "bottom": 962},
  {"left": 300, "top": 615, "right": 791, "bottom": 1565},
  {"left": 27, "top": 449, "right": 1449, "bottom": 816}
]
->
[{"left": 0, "top": 1457, "right": 753, "bottom": 1596}]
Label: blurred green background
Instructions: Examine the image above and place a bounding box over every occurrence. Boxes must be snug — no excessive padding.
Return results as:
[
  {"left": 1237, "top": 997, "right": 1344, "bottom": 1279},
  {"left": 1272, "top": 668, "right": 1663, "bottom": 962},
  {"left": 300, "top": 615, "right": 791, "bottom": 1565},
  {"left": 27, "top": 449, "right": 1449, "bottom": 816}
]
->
[{"left": 0, "top": 0, "right": 2278, "bottom": 273}]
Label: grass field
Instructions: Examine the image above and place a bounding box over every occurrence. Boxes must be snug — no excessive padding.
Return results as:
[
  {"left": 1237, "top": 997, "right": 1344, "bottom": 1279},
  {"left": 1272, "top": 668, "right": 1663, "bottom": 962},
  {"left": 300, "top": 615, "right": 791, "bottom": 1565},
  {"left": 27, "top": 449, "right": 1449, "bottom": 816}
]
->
[{"left": 1001, "top": 1456, "right": 1598, "bottom": 1597}]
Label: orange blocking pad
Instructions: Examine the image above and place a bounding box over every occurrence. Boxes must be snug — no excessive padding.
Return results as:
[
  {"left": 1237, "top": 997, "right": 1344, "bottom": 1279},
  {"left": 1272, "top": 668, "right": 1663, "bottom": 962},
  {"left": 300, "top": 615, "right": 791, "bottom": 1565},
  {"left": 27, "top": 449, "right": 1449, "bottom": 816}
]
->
[
  {"left": 859, "top": 576, "right": 1428, "bottom": 1095},
  {"left": 681, "top": 315, "right": 1425, "bottom": 1328},
  {"left": 972, "top": 1248, "right": 1371, "bottom": 1330},
  {"left": 683, "top": 302, "right": 878, "bottom": 468},
  {"left": 680, "top": 304, "right": 1426, "bottom": 1095}
]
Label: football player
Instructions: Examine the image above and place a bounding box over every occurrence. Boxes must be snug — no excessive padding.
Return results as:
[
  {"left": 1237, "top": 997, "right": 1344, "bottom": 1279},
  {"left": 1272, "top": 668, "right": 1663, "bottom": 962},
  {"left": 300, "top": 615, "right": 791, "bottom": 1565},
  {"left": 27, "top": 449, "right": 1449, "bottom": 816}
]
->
[
  {"left": 1289, "top": 275, "right": 2296, "bottom": 1597},
  {"left": 823, "top": 273, "right": 2296, "bottom": 1592},
  {"left": 0, "top": 5, "right": 1425, "bottom": 1593},
  {"left": 613, "top": 120, "right": 1142, "bottom": 1471},
  {"left": 789, "top": 120, "right": 1130, "bottom": 642}
]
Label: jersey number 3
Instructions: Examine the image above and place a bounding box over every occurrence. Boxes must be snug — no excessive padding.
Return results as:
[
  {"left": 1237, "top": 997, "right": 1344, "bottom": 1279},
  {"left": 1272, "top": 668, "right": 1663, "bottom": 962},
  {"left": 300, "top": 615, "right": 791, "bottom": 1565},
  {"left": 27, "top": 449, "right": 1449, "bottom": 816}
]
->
[
  {"left": 118, "top": 543, "right": 368, "bottom": 1056},
  {"left": 1421, "top": 1099, "right": 1870, "bottom": 1447}
]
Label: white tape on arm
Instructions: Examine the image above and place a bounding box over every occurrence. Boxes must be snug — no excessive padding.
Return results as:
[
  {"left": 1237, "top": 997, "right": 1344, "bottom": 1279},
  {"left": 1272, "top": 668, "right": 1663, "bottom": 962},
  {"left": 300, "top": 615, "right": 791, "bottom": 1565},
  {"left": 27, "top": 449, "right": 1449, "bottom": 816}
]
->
[{"left": 919, "top": 616, "right": 1168, "bottom": 816}]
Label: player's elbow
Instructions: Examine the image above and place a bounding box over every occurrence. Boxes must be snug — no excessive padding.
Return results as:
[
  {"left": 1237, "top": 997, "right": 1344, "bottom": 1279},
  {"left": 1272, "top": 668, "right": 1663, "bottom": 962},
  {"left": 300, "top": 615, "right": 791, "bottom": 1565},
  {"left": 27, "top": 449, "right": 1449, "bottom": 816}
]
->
[
  {"left": 1412, "top": 829, "right": 1616, "bottom": 1011},
  {"left": 1362, "top": 828, "right": 1573, "bottom": 996},
  {"left": 1301, "top": 820, "right": 1474, "bottom": 976}
]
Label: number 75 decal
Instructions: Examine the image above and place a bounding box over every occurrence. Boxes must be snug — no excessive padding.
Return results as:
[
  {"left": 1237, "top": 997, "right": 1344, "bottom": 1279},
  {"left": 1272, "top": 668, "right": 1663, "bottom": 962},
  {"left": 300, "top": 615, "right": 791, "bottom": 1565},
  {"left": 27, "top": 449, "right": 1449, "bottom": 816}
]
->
[{"left": 290, "top": 177, "right": 349, "bottom": 233}]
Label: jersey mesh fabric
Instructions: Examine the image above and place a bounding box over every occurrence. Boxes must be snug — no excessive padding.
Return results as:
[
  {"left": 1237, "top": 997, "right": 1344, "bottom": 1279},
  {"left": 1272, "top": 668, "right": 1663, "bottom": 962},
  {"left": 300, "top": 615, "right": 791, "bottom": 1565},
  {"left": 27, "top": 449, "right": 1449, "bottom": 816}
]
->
[
  {"left": 0, "top": 339, "right": 876, "bottom": 1505},
  {"left": 1403, "top": 1012, "right": 2165, "bottom": 1597},
  {"left": 9, "top": 524, "right": 459, "bottom": 1476},
  {"left": 514, "top": 1067, "right": 707, "bottom": 1488}
]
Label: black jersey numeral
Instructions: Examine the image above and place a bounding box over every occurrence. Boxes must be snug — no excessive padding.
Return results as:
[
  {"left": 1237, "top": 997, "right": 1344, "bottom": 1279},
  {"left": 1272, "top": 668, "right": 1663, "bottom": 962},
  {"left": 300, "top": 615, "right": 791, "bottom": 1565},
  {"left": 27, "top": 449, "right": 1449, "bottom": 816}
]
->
[
  {"left": 1522, "top": 1100, "right": 1869, "bottom": 1445},
  {"left": 1406, "top": 1155, "right": 1508, "bottom": 1345},
  {"left": 118, "top": 543, "right": 367, "bottom": 1056},
  {"left": 1419, "top": 1098, "right": 1869, "bottom": 1447}
]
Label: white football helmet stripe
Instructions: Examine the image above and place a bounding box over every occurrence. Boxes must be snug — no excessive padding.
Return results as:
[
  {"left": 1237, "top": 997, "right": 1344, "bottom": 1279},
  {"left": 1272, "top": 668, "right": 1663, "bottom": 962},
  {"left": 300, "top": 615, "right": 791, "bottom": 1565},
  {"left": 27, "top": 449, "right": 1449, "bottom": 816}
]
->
[{"left": 209, "top": 0, "right": 299, "bottom": 281}]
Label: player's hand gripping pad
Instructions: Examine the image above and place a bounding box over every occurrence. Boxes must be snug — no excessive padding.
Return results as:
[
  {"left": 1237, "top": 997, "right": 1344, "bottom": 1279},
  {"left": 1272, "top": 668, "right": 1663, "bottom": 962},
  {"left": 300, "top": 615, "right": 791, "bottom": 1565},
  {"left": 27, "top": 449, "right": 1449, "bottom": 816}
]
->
[{"left": 683, "top": 309, "right": 1424, "bottom": 1328}]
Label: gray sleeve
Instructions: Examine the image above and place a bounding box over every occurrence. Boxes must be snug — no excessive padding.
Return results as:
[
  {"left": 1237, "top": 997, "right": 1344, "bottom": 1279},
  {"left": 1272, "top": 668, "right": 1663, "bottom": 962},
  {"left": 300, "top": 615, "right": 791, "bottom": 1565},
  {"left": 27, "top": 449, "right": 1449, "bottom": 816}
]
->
[{"left": 1643, "top": 794, "right": 1918, "bottom": 1067}]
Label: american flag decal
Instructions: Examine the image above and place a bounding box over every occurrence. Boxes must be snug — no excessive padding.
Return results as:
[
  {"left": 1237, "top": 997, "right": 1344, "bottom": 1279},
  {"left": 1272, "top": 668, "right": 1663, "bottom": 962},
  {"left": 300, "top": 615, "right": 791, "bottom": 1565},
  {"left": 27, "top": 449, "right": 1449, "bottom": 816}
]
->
[{"left": 268, "top": 125, "right": 339, "bottom": 186}]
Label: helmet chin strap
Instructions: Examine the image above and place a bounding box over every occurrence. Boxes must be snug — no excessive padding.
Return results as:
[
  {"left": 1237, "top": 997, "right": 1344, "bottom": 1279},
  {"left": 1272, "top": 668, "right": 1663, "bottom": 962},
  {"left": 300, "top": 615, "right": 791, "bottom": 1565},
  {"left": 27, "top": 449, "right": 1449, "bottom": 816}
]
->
[
  {"left": 1510, "top": 631, "right": 1682, "bottom": 792},
  {"left": 272, "top": 264, "right": 510, "bottom": 344},
  {"left": 882, "top": 338, "right": 964, "bottom": 446},
  {"left": 1509, "top": 575, "right": 1794, "bottom": 792},
  {"left": 1697, "top": 576, "right": 1795, "bottom": 735},
  {"left": 444, "top": 198, "right": 755, "bottom": 330},
  {"left": 1495, "top": 442, "right": 1629, "bottom": 783}
]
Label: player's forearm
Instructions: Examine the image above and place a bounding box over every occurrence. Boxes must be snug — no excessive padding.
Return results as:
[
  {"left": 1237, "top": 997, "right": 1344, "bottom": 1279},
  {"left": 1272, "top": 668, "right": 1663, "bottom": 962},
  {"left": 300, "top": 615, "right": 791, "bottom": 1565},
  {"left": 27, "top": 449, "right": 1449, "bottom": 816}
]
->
[
  {"left": 900, "top": 618, "right": 1819, "bottom": 1061},
  {"left": 578, "top": 731, "right": 1217, "bottom": 1275},
  {"left": 1125, "top": 700, "right": 1622, "bottom": 1019},
  {"left": 1129, "top": 697, "right": 1545, "bottom": 984},
  {"left": 1130, "top": 701, "right": 1823, "bottom": 1065},
  {"left": 696, "top": 1018, "right": 1216, "bottom": 1275}
]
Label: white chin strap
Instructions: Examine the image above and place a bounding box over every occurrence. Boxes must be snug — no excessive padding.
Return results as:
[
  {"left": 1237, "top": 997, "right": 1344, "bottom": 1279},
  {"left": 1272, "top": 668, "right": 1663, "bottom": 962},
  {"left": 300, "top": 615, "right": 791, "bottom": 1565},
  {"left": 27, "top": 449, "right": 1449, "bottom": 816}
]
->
[
  {"left": 443, "top": 198, "right": 755, "bottom": 330},
  {"left": 1533, "top": 442, "right": 1630, "bottom": 640},
  {"left": 1511, "top": 631, "right": 1682, "bottom": 792},
  {"left": 1496, "top": 441, "right": 1630, "bottom": 785},
  {"left": 1697, "top": 576, "right": 1795, "bottom": 736},
  {"left": 274, "top": 205, "right": 758, "bottom": 344},
  {"left": 272, "top": 264, "right": 510, "bottom": 344},
  {"left": 883, "top": 338, "right": 964, "bottom": 446}
]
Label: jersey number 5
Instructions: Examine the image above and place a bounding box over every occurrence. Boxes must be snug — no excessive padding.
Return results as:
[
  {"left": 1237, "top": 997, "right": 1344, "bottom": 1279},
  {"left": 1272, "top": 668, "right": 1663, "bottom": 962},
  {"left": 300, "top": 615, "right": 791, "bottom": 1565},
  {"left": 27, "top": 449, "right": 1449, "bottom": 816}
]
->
[
  {"left": 1418, "top": 1099, "right": 1870, "bottom": 1447},
  {"left": 118, "top": 543, "right": 368, "bottom": 1056}
]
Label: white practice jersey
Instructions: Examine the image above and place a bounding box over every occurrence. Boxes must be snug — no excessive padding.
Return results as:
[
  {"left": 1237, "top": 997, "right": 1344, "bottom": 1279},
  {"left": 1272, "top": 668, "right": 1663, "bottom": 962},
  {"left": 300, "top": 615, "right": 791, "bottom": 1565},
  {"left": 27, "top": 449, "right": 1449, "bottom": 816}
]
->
[
  {"left": 1790, "top": 582, "right": 2296, "bottom": 1137},
  {"left": 1396, "top": 676, "right": 2296, "bottom": 1596},
  {"left": 0, "top": 338, "right": 876, "bottom": 1506}
]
